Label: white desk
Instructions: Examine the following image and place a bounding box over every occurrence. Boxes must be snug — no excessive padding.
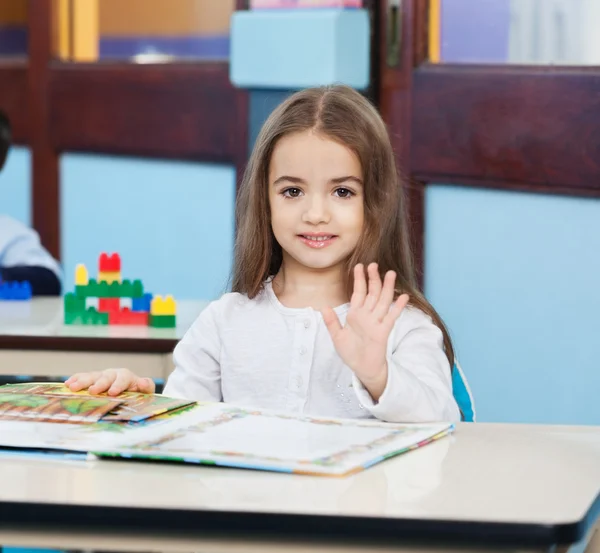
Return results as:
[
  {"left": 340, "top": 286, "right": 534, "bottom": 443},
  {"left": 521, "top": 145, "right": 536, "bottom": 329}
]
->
[
  {"left": 0, "top": 298, "right": 208, "bottom": 380},
  {"left": 0, "top": 423, "right": 599, "bottom": 552}
]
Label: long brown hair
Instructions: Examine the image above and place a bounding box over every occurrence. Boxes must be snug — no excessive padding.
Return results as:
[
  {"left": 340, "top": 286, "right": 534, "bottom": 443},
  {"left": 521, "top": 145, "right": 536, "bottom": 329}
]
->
[{"left": 232, "top": 85, "right": 455, "bottom": 368}]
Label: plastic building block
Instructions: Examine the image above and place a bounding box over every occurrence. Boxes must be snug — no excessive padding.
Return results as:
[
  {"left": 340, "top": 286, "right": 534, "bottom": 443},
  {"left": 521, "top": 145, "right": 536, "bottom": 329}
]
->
[
  {"left": 64, "top": 292, "right": 85, "bottom": 313},
  {"left": 76, "top": 279, "right": 99, "bottom": 298},
  {"left": 0, "top": 281, "right": 33, "bottom": 300},
  {"left": 132, "top": 293, "right": 153, "bottom": 312},
  {"left": 98, "top": 271, "right": 121, "bottom": 284},
  {"left": 64, "top": 307, "right": 108, "bottom": 325},
  {"left": 66, "top": 253, "right": 166, "bottom": 327},
  {"left": 101, "top": 281, "right": 121, "bottom": 298},
  {"left": 99, "top": 252, "right": 121, "bottom": 273},
  {"left": 151, "top": 295, "right": 176, "bottom": 316},
  {"left": 120, "top": 279, "right": 144, "bottom": 298},
  {"left": 109, "top": 308, "right": 149, "bottom": 326},
  {"left": 83, "top": 279, "right": 143, "bottom": 299},
  {"left": 99, "top": 298, "right": 120, "bottom": 313},
  {"left": 75, "top": 264, "right": 89, "bottom": 286},
  {"left": 149, "top": 314, "right": 176, "bottom": 328}
]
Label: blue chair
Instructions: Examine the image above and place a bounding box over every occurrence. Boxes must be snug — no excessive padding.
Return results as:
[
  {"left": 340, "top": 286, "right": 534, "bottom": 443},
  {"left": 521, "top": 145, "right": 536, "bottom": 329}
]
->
[{"left": 452, "top": 361, "right": 476, "bottom": 422}]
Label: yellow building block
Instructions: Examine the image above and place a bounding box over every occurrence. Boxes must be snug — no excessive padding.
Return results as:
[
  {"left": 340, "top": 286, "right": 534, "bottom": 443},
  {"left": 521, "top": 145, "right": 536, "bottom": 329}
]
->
[
  {"left": 75, "top": 264, "right": 89, "bottom": 286},
  {"left": 98, "top": 271, "right": 121, "bottom": 284},
  {"left": 151, "top": 295, "right": 177, "bottom": 316}
]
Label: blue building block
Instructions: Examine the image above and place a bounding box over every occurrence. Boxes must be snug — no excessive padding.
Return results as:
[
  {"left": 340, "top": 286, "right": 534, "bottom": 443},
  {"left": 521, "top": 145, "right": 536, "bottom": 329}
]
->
[
  {"left": 230, "top": 9, "right": 370, "bottom": 89},
  {"left": 0, "top": 281, "right": 32, "bottom": 300},
  {"left": 132, "top": 292, "right": 153, "bottom": 312}
]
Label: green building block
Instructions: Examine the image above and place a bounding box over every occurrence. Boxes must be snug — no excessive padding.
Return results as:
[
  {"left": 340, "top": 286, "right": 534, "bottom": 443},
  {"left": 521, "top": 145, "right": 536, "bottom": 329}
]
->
[
  {"left": 93, "top": 279, "right": 144, "bottom": 298},
  {"left": 64, "top": 292, "right": 85, "bottom": 313},
  {"left": 131, "top": 279, "right": 144, "bottom": 298},
  {"left": 118, "top": 279, "right": 144, "bottom": 298},
  {"left": 74, "top": 278, "right": 145, "bottom": 300},
  {"left": 149, "top": 314, "right": 176, "bottom": 328},
  {"left": 64, "top": 307, "right": 108, "bottom": 325},
  {"left": 75, "top": 279, "right": 100, "bottom": 298}
]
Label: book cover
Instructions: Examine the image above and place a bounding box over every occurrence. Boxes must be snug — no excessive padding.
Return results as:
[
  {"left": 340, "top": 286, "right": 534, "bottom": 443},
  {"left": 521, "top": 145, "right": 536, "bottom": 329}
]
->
[{"left": 0, "top": 383, "right": 194, "bottom": 423}]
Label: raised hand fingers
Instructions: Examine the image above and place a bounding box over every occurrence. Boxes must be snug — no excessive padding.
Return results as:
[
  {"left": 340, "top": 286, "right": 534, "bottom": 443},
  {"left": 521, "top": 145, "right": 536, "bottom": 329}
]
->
[
  {"left": 383, "top": 293, "right": 410, "bottom": 330},
  {"left": 321, "top": 306, "right": 344, "bottom": 342},
  {"left": 373, "top": 270, "right": 397, "bottom": 321},
  {"left": 351, "top": 264, "right": 367, "bottom": 309},
  {"left": 364, "top": 263, "right": 382, "bottom": 310}
]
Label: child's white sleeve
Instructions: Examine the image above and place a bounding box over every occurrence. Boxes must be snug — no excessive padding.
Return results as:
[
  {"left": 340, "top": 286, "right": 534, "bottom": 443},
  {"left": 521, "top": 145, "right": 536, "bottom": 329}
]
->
[
  {"left": 351, "top": 307, "right": 460, "bottom": 423},
  {"left": 0, "top": 215, "right": 61, "bottom": 276},
  {"left": 163, "top": 302, "right": 222, "bottom": 402}
]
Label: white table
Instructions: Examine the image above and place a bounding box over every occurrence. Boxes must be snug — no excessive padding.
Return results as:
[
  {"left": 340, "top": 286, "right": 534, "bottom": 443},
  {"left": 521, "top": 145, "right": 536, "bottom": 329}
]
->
[
  {"left": 0, "top": 423, "right": 598, "bottom": 552},
  {"left": 0, "top": 298, "right": 208, "bottom": 380}
]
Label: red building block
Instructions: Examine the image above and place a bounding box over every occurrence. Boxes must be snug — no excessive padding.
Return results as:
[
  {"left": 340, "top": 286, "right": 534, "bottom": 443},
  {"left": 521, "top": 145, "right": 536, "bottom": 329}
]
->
[
  {"left": 98, "top": 298, "right": 120, "bottom": 313},
  {"left": 109, "top": 308, "right": 149, "bottom": 326},
  {"left": 99, "top": 252, "right": 121, "bottom": 273}
]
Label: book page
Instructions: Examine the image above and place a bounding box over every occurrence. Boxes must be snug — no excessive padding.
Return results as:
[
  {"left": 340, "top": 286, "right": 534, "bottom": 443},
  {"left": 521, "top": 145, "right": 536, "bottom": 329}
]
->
[{"left": 96, "top": 404, "right": 453, "bottom": 476}]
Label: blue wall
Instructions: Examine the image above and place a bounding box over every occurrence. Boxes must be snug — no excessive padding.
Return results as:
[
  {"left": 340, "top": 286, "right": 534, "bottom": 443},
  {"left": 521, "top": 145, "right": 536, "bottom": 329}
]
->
[
  {"left": 0, "top": 146, "right": 31, "bottom": 225},
  {"left": 425, "top": 185, "right": 600, "bottom": 425},
  {"left": 60, "top": 154, "right": 236, "bottom": 300}
]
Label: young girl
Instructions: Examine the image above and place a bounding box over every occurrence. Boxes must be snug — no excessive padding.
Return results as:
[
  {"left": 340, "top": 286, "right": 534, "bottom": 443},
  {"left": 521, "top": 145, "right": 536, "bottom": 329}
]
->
[{"left": 66, "top": 85, "right": 460, "bottom": 423}]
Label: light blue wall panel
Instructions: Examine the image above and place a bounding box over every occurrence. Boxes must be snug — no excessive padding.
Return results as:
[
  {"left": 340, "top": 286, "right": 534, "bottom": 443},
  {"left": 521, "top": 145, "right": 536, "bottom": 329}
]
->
[
  {"left": 425, "top": 185, "right": 600, "bottom": 425},
  {"left": 60, "top": 154, "right": 236, "bottom": 301}
]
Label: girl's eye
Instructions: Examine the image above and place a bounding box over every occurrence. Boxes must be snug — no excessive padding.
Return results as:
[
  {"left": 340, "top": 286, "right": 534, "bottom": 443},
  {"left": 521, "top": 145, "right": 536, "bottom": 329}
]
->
[
  {"left": 282, "top": 187, "right": 302, "bottom": 198},
  {"left": 334, "top": 187, "right": 354, "bottom": 199}
]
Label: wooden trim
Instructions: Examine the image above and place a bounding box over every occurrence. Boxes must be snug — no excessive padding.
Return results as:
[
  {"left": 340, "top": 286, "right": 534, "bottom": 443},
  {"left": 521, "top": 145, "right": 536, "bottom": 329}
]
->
[
  {"left": 378, "top": 0, "right": 428, "bottom": 284},
  {"left": 49, "top": 62, "right": 246, "bottom": 163},
  {"left": 28, "top": 0, "right": 61, "bottom": 260},
  {"left": 233, "top": 0, "right": 250, "bottom": 188},
  {"left": 411, "top": 64, "right": 600, "bottom": 195},
  {"left": 0, "top": 336, "right": 177, "bottom": 354},
  {"left": 425, "top": 177, "right": 600, "bottom": 199},
  {"left": 0, "top": 62, "right": 29, "bottom": 144}
]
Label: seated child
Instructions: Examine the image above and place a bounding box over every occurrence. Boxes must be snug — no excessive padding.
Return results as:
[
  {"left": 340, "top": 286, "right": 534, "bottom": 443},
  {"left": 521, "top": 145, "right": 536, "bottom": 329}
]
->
[{"left": 66, "top": 85, "right": 460, "bottom": 423}]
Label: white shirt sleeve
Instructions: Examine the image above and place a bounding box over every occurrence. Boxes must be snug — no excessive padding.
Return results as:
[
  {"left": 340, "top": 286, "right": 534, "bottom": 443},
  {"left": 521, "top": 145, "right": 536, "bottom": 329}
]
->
[
  {"left": 0, "top": 215, "right": 61, "bottom": 277},
  {"left": 163, "top": 301, "right": 223, "bottom": 402},
  {"left": 351, "top": 307, "right": 460, "bottom": 423}
]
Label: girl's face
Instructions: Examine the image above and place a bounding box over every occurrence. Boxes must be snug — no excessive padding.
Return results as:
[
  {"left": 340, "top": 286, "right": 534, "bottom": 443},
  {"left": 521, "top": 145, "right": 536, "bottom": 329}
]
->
[{"left": 268, "top": 130, "right": 364, "bottom": 276}]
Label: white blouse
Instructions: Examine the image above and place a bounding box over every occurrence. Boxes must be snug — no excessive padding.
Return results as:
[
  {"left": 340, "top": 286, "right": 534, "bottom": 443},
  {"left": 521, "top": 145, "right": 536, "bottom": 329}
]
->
[{"left": 164, "top": 281, "right": 460, "bottom": 423}]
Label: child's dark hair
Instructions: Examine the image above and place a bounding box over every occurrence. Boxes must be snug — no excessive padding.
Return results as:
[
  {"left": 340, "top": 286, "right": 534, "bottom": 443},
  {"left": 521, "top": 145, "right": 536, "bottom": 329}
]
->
[
  {"left": 232, "top": 85, "right": 455, "bottom": 368},
  {"left": 0, "top": 111, "right": 10, "bottom": 171}
]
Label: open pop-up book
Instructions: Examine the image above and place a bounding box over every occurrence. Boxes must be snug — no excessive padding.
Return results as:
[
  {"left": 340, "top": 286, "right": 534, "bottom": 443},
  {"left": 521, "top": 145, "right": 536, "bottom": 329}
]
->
[{"left": 0, "top": 382, "right": 453, "bottom": 477}]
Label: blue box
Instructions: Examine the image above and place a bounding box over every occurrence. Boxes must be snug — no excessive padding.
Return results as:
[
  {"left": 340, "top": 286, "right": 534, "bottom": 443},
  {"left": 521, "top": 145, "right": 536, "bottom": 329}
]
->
[{"left": 230, "top": 9, "right": 370, "bottom": 89}]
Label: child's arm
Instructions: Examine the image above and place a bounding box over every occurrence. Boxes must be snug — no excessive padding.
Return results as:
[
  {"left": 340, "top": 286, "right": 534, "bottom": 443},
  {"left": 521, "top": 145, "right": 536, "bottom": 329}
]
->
[
  {"left": 66, "top": 302, "right": 223, "bottom": 401},
  {"left": 162, "top": 302, "right": 222, "bottom": 402},
  {"left": 351, "top": 309, "right": 460, "bottom": 423},
  {"left": 0, "top": 215, "right": 62, "bottom": 295},
  {"left": 322, "top": 263, "right": 459, "bottom": 423}
]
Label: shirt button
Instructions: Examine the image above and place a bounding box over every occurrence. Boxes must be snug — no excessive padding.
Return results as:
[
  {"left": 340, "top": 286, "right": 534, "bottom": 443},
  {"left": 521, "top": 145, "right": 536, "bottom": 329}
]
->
[
  {"left": 299, "top": 346, "right": 307, "bottom": 355},
  {"left": 303, "top": 319, "right": 311, "bottom": 329},
  {"left": 294, "top": 376, "right": 303, "bottom": 388}
]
